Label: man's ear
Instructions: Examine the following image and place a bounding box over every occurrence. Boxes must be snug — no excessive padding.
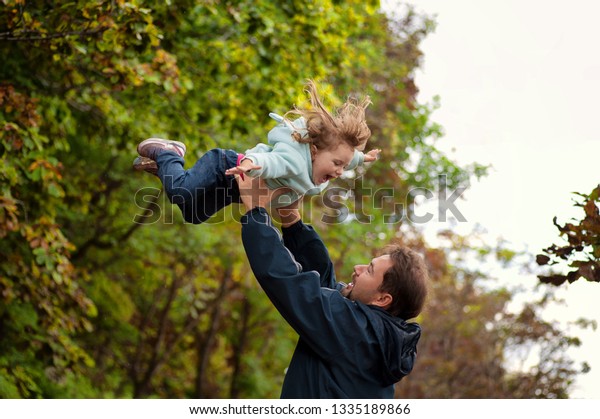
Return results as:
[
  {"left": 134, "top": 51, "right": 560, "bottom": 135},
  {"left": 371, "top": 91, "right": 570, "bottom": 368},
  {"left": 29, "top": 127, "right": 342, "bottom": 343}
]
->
[{"left": 371, "top": 293, "right": 392, "bottom": 309}]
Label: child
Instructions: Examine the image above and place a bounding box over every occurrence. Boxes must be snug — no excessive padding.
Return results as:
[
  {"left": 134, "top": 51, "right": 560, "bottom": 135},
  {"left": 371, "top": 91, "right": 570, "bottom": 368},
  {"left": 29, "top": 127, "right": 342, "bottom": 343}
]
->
[{"left": 133, "top": 80, "right": 380, "bottom": 224}]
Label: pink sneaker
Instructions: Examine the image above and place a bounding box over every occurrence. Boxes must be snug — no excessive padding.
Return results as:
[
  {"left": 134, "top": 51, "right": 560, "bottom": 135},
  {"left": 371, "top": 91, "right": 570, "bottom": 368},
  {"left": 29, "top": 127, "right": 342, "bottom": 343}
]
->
[
  {"left": 133, "top": 156, "right": 158, "bottom": 176},
  {"left": 137, "top": 138, "right": 187, "bottom": 160}
]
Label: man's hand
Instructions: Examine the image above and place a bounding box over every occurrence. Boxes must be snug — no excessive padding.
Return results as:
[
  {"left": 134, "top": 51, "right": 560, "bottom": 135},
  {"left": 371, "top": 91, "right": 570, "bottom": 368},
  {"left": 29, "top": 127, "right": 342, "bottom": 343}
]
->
[
  {"left": 236, "top": 174, "right": 291, "bottom": 212},
  {"left": 276, "top": 200, "right": 302, "bottom": 228},
  {"left": 363, "top": 148, "right": 381, "bottom": 163}
]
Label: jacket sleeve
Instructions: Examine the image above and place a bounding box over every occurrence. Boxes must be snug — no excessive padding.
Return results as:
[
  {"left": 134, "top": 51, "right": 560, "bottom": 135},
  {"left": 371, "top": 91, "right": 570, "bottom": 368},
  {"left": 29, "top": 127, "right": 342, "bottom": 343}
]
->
[
  {"left": 346, "top": 149, "right": 365, "bottom": 170},
  {"left": 241, "top": 208, "right": 370, "bottom": 361},
  {"left": 281, "top": 220, "right": 336, "bottom": 288},
  {"left": 244, "top": 142, "right": 304, "bottom": 179}
]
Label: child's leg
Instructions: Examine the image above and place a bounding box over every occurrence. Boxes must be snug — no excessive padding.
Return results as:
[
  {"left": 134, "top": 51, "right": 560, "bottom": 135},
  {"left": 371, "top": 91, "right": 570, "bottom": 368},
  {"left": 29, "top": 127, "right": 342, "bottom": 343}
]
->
[{"left": 156, "top": 148, "right": 241, "bottom": 224}]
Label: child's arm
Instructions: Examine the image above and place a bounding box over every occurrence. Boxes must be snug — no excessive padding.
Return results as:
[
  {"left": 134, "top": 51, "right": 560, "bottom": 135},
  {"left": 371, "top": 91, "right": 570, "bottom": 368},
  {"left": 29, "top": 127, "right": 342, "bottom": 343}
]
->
[
  {"left": 225, "top": 159, "right": 262, "bottom": 176},
  {"left": 236, "top": 142, "right": 304, "bottom": 179},
  {"left": 346, "top": 148, "right": 381, "bottom": 170}
]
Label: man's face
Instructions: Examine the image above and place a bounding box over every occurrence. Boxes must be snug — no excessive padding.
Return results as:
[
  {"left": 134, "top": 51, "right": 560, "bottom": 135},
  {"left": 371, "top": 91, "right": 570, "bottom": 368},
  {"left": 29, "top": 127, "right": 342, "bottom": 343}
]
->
[{"left": 341, "top": 255, "right": 394, "bottom": 307}]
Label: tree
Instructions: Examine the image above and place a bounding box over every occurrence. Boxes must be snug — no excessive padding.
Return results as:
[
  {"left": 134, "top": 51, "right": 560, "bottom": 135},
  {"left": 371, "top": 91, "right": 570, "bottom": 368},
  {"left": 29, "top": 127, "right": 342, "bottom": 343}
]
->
[
  {"left": 1, "top": 0, "right": 182, "bottom": 397},
  {"left": 537, "top": 185, "right": 600, "bottom": 285},
  {"left": 1, "top": 0, "right": 423, "bottom": 398}
]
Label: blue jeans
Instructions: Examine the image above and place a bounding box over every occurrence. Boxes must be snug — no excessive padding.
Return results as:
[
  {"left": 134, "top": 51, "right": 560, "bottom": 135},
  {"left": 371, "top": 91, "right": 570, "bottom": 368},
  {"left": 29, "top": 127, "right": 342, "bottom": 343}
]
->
[{"left": 156, "top": 148, "right": 242, "bottom": 224}]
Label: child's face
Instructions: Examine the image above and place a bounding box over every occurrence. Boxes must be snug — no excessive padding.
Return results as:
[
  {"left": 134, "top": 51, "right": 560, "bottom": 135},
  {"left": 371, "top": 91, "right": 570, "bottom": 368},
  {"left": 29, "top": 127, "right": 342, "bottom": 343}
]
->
[{"left": 311, "top": 142, "right": 355, "bottom": 185}]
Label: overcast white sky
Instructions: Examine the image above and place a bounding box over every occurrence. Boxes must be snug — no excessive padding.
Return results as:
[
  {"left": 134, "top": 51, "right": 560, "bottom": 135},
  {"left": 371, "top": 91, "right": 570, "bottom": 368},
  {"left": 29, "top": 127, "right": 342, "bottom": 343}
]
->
[{"left": 401, "top": 0, "right": 600, "bottom": 398}]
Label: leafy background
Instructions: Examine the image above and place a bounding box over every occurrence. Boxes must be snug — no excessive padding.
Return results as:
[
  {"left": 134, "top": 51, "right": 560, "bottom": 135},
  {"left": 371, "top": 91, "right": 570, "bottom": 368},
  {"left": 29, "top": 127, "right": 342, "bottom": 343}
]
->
[{"left": 1, "top": 0, "right": 597, "bottom": 398}]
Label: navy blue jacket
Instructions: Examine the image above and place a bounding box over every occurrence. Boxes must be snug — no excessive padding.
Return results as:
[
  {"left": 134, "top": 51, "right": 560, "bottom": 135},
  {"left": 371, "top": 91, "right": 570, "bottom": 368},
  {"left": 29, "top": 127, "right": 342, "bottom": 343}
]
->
[{"left": 241, "top": 208, "right": 421, "bottom": 399}]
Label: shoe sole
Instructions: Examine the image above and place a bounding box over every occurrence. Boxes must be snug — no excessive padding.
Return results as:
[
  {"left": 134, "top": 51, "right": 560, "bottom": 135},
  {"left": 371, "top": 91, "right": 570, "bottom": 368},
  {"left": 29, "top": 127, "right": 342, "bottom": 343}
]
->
[
  {"left": 137, "top": 137, "right": 187, "bottom": 158},
  {"left": 133, "top": 156, "right": 158, "bottom": 175}
]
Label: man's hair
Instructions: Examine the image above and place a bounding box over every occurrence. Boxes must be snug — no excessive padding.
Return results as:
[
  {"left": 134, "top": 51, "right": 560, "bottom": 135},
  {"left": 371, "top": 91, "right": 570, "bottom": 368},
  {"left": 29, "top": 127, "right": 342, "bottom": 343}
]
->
[
  {"left": 379, "top": 245, "right": 428, "bottom": 320},
  {"left": 286, "top": 79, "right": 372, "bottom": 151}
]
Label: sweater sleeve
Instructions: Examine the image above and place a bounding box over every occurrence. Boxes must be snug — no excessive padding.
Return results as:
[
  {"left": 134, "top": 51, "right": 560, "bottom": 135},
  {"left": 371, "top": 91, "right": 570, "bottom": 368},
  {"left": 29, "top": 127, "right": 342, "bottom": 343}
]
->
[
  {"left": 345, "top": 149, "right": 365, "bottom": 170},
  {"left": 241, "top": 208, "right": 368, "bottom": 361},
  {"left": 244, "top": 142, "right": 304, "bottom": 179}
]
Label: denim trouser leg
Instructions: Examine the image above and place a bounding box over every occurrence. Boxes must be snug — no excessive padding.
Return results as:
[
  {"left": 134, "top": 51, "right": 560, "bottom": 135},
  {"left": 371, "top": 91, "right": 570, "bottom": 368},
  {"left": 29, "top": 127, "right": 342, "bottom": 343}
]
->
[{"left": 155, "top": 148, "right": 241, "bottom": 224}]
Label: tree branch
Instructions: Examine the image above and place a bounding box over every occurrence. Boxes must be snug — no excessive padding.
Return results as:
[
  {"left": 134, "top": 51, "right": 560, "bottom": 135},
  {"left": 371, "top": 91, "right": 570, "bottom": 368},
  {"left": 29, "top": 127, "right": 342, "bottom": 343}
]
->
[{"left": 0, "top": 27, "right": 108, "bottom": 42}]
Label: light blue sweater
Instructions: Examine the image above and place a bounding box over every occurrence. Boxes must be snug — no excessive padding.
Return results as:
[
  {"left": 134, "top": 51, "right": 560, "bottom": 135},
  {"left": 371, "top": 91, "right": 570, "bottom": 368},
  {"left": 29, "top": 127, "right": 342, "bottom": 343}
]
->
[{"left": 244, "top": 113, "right": 365, "bottom": 208}]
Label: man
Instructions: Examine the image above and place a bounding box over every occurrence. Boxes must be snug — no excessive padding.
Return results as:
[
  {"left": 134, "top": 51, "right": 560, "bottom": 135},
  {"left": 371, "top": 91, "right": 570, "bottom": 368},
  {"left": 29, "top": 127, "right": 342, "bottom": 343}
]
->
[{"left": 237, "top": 177, "right": 428, "bottom": 398}]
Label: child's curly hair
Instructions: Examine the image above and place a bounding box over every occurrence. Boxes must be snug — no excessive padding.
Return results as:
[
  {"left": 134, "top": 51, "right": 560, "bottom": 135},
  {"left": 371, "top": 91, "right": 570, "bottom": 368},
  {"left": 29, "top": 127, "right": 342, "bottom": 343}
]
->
[{"left": 286, "top": 80, "right": 372, "bottom": 151}]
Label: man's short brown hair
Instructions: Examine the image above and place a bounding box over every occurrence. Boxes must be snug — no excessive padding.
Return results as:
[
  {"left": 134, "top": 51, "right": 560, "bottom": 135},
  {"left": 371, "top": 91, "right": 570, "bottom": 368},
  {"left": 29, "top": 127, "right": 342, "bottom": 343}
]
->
[{"left": 379, "top": 245, "right": 428, "bottom": 320}]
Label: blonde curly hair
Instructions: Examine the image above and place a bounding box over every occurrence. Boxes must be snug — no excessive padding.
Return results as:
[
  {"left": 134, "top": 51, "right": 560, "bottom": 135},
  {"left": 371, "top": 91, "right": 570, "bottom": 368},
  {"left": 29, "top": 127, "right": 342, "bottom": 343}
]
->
[{"left": 285, "top": 80, "right": 372, "bottom": 151}]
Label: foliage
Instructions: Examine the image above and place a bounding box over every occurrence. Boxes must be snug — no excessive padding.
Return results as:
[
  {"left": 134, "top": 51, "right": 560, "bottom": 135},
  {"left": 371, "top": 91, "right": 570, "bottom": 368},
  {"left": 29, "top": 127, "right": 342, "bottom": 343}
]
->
[
  {"left": 0, "top": 0, "right": 585, "bottom": 399},
  {"left": 537, "top": 185, "right": 600, "bottom": 285},
  {"left": 0, "top": 81, "right": 97, "bottom": 398}
]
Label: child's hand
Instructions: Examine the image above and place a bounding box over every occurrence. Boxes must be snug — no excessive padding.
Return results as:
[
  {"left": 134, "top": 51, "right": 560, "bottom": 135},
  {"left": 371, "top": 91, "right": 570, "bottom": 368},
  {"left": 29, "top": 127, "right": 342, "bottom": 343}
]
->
[
  {"left": 364, "top": 148, "right": 381, "bottom": 163},
  {"left": 225, "top": 160, "right": 262, "bottom": 176}
]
